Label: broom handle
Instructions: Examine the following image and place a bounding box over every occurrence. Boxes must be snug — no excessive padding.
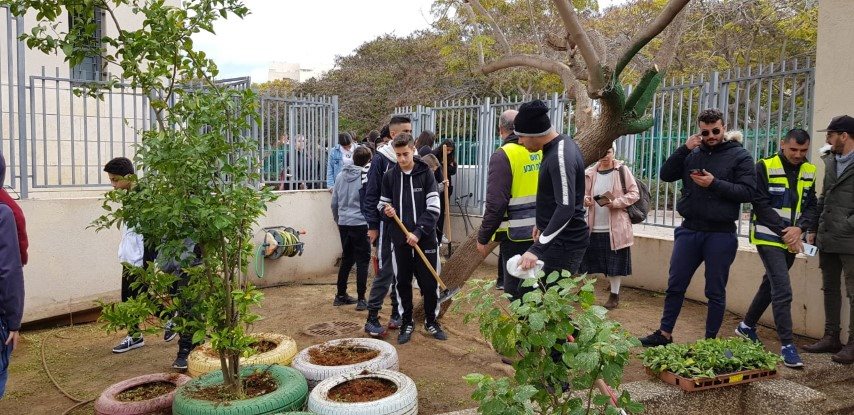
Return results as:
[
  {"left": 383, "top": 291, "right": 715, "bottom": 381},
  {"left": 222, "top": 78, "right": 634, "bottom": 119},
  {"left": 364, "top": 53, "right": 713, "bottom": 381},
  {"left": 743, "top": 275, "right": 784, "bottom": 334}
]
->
[
  {"left": 391, "top": 213, "right": 446, "bottom": 289},
  {"left": 442, "top": 145, "right": 452, "bottom": 243}
]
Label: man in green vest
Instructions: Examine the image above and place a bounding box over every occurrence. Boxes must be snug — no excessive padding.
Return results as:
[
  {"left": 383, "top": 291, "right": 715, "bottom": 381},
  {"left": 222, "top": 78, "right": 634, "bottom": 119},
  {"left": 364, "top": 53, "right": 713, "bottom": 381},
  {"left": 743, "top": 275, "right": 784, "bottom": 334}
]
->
[
  {"left": 736, "top": 129, "right": 817, "bottom": 368},
  {"left": 803, "top": 115, "right": 854, "bottom": 364},
  {"left": 477, "top": 109, "right": 542, "bottom": 300}
]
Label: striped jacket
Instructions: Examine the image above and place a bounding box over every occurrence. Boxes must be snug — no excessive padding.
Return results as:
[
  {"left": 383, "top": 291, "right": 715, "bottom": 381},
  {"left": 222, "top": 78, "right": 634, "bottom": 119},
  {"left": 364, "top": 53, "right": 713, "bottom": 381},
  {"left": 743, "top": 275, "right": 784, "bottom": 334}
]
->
[{"left": 378, "top": 158, "right": 441, "bottom": 247}]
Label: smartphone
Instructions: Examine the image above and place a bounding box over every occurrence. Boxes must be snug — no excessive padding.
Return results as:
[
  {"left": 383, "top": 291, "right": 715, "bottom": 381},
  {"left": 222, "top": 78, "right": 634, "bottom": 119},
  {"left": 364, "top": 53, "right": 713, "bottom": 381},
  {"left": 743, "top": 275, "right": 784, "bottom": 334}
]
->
[
  {"left": 594, "top": 192, "right": 612, "bottom": 206},
  {"left": 802, "top": 243, "right": 818, "bottom": 257},
  {"left": 689, "top": 168, "right": 705, "bottom": 175}
]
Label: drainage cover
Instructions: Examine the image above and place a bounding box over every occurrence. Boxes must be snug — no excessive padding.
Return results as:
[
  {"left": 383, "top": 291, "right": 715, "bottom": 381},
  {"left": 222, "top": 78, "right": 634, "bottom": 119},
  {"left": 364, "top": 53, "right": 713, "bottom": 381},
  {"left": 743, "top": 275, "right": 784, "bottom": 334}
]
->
[{"left": 303, "top": 321, "right": 361, "bottom": 337}]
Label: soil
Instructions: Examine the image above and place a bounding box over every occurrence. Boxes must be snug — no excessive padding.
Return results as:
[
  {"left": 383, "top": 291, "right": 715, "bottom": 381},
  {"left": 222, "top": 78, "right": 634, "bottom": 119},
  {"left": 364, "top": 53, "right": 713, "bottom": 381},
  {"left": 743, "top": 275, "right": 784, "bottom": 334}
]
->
[
  {"left": 0, "top": 264, "right": 817, "bottom": 415},
  {"left": 184, "top": 370, "right": 277, "bottom": 402},
  {"left": 202, "top": 339, "right": 277, "bottom": 358},
  {"left": 308, "top": 341, "right": 380, "bottom": 366},
  {"left": 115, "top": 381, "right": 176, "bottom": 402},
  {"left": 328, "top": 377, "right": 398, "bottom": 403}
]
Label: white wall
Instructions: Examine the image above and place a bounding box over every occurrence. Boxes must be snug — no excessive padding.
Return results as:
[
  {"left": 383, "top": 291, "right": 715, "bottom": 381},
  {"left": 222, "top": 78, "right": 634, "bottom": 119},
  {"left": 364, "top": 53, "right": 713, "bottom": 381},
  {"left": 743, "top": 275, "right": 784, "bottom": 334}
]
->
[{"left": 19, "top": 190, "right": 339, "bottom": 323}]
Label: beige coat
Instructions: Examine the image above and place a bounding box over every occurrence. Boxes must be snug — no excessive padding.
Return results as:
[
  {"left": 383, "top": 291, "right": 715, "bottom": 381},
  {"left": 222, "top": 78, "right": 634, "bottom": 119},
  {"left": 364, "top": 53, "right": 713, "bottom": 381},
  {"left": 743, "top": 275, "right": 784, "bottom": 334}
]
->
[{"left": 584, "top": 160, "right": 640, "bottom": 250}]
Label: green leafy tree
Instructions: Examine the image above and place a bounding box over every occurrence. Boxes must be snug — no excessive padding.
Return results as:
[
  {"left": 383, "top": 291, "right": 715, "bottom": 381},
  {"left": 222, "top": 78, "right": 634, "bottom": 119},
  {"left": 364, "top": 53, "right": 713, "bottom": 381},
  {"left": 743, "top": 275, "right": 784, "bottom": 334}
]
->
[
  {"left": 6, "top": 0, "right": 275, "bottom": 395},
  {"left": 457, "top": 273, "right": 642, "bottom": 414}
]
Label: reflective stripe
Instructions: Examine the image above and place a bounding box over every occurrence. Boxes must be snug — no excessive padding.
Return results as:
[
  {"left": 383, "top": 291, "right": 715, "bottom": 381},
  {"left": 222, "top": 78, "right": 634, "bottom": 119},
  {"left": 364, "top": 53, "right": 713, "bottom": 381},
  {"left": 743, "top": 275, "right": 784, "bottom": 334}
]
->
[
  {"left": 494, "top": 143, "right": 541, "bottom": 242},
  {"left": 773, "top": 207, "right": 790, "bottom": 218},
  {"left": 558, "top": 139, "right": 568, "bottom": 205},
  {"left": 508, "top": 217, "right": 537, "bottom": 228},
  {"left": 509, "top": 195, "right": 537, "bottom": 206},
  {"left": 750, "top": 155, "right": 816, "bottom": 248}
]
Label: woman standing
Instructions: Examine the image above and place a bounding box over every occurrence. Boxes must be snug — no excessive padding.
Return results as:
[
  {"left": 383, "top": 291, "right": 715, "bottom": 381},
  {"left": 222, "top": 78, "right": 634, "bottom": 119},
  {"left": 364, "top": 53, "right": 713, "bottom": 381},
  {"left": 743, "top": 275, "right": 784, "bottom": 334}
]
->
[
  {"left": 431, "top": 139, "right": 457, "bottom": 245},
  {"left": 582, "top": 147, "right": 639, "bottom": 309}
]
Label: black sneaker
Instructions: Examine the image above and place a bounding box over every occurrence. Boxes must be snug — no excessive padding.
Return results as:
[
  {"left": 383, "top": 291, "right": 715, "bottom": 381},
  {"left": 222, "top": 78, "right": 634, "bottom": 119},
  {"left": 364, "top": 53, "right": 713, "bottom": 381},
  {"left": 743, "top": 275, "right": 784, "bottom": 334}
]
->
[
  {"left": 398, "top": 322, "right": 415, "bottom": 344},
  {"left": 355, "top": 299, "right": 368, "bottom": 311},
  {"left": 388, "top": 312, "right": 402, "bottom": 330},
  {"left": 112, "top": 335, "right": 145, "bottom": 353},
  {"left": 496, "top": 284, "right": 504, "bottom": 291},
  {"left": 333, "top": 294, "right": 358, "bottom": 306},
  {"left": 163, "top": 319, "right": 178, "bottom": 342},
  {"left": 425, "top": 321, "right": 448, "bottom": 341},
  {"left": 365, "top": 315, "right": 386, "bottom": 338},
  {"left": 639, "top": 330, "right": 672, "bottom": 347}
]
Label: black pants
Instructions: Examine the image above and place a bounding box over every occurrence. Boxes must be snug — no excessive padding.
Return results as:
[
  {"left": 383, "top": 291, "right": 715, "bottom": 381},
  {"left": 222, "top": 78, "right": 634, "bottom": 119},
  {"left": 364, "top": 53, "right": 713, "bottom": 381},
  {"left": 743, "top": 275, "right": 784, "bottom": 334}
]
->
[
  {"left": 510, "top": 245, "right": 586, "bottom": 303},
  {"left": 393, "top": 240, "right": 440, "bottom": 325},
  {"left": 819, "top": 252, "right": 854, "bottom": 340},
  {"left": 500, "top": 240, "right": 534, "bottom": 300},
  {"left": 367, "top": 223, "right": 399, "bottom": 314},
  {"left": 337, "top": 225, "right": 370, "bottom": 299},
  {"left": 744, "top": 245, "right": 796, "bottom": 344}
]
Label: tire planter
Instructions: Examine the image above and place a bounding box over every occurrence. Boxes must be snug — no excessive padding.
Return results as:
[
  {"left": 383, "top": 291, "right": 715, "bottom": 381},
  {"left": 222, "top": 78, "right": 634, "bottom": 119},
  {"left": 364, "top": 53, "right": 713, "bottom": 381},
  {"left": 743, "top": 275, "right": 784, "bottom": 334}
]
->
[
  {"left": 291, "top": 338, "right": 398, "bottom": 389},
  {"left": 188, "top": 333, "right": 298, "bottom": 377},
  {"left": 94, "top": 372, "right": 191, "bottom": 415},
  {"left": 173, "top": 364, "right": 308, "bottom": 415},
  {"left": 307, "top": 370, "right": 417, "bottom": 415}
]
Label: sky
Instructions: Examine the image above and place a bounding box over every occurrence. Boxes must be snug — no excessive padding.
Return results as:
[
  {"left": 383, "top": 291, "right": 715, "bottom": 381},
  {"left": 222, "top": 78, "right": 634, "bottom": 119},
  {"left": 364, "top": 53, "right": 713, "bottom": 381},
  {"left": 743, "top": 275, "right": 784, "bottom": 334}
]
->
[{"left": 193, "top": 0, "right": 628, "bottom": 83}]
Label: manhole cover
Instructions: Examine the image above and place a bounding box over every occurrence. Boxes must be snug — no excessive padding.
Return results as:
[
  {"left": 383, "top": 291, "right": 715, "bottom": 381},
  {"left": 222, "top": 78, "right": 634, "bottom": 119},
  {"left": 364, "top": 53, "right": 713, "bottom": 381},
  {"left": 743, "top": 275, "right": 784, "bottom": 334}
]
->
[{"left": 303, "top": 321, "right": 361, "bottom": 337}]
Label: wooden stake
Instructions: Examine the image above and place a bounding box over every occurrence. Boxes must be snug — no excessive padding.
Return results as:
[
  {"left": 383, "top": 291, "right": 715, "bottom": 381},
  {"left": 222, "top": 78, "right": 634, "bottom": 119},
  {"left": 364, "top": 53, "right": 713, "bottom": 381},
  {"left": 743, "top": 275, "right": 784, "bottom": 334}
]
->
[{"left": 442, "top": 144, "right": 452, "bottom": 245}]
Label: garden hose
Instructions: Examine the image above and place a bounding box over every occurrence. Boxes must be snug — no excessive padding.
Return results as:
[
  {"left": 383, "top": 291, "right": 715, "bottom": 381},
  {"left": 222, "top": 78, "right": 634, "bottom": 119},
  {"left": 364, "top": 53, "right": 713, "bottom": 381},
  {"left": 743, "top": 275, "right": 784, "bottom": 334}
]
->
[
  {"left": 37, "top": 327, "right": 97, "bottom": 413},
  {"left": 253, "top": 226, "right": 306, "bottom": 279}
]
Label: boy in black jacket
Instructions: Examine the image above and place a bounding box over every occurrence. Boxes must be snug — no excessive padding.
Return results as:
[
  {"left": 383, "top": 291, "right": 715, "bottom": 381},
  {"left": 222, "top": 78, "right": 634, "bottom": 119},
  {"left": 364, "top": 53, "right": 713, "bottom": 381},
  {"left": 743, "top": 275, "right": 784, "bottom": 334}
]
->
[{"left": 378, "top": 133, "right": 447, "bottom": 344}]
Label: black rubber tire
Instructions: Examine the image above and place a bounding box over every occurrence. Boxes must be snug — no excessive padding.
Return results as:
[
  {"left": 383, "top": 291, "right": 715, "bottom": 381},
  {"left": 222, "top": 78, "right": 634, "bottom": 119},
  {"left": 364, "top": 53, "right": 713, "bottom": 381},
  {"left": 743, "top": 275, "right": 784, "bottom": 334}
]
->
[
  {"left": 172, "top": 364, "right": 308, "bottom": 415},
  {"left": 94, "top": 373, "right": 191, "bottom": 415}
]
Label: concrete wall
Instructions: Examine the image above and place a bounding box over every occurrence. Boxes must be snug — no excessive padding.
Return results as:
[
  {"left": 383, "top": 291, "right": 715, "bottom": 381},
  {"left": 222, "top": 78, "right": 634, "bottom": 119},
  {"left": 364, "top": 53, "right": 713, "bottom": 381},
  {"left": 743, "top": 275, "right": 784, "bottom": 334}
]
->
[{"left": 19, "top": 190, "right": 339, "bottom": 323}]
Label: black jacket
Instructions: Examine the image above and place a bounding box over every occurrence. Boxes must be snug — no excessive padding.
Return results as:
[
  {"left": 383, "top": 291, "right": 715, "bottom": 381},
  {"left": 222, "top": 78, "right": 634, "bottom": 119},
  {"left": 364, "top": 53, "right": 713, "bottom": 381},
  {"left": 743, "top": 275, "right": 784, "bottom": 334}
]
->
[
  {"left": 528, "top": 134, "right": 589, "bottom": 258},
  {"left": 379, "top": 158, "right": 441, "bottom": 247},
  {"left": 751, "top": 153, "right": 817, "bottom": 236},
  {"left": 660, "top": 140, "right": 756, "bottom": 233},
  {"left": 478, "top": 134, "right": 518, "bottom": 245},
  {"left": 363, "top": 144, "right": 398, "bottom": 230},
  {"left": 0, "top": 204, "right": 24, "bottom": 331}
]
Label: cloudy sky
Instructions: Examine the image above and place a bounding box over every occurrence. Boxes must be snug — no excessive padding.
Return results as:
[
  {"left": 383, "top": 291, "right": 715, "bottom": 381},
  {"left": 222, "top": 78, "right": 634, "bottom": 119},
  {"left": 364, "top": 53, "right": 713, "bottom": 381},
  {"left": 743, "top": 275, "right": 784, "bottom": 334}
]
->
[{"left": 193, "top": 0, "right": 628, "bottom": 82}]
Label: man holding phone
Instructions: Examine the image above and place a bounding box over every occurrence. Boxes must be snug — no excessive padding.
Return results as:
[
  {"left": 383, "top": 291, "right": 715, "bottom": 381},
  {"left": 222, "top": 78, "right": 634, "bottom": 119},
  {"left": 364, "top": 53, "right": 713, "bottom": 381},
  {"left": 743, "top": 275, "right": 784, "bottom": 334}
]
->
[
  {"left": 640, "top": 108, "right": 756, "bottom": 347},
  {"left": 735, "top": 129, "right": 817, "bottom": 368}
]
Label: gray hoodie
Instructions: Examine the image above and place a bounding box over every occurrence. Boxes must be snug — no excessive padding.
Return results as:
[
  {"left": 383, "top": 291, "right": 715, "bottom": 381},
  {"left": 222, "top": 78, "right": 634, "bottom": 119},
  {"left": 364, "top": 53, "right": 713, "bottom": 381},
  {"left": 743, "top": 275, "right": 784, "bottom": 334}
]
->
[{"left": 332, "top": 163, "right": 367, "bottom": 226}]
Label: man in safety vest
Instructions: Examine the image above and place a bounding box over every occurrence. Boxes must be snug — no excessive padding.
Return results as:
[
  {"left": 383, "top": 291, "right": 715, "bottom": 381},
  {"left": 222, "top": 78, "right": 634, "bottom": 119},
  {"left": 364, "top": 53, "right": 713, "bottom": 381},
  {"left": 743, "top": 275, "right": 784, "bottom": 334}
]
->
[
  {"left": 477, "top": 110, "right": 542, "bottom": 300},
  {"left": 736, "top": 128, "right": 817, "bottom": 369}
]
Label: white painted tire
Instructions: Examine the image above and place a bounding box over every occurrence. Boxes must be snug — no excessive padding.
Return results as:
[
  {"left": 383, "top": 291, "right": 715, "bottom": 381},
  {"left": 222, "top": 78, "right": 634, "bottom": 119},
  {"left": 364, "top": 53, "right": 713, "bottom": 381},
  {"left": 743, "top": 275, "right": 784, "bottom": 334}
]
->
[
  {"left": 307, "top": 369, "right": 417, "bottom": 415},
  {"left": 290, "top": 338, "right": 399, "bottom": 389},
  {"left": 187, "top": 332, "right": 298, "bottom": 377}
]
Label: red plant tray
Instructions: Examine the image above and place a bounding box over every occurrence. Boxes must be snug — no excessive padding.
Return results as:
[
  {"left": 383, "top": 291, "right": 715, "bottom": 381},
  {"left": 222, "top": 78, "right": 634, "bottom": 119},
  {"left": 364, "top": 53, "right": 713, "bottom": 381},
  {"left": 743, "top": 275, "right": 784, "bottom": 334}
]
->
[{"left": 647, "top": 367, "right": 778, "bottom": 392}]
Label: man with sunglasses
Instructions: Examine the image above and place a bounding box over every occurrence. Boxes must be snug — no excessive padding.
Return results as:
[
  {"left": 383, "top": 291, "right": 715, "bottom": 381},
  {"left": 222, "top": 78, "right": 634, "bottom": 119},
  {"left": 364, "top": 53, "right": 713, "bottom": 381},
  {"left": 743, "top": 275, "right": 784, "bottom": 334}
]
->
[
  {"left": 802, "top": 115, "right": 854, "bottom": 364},
  {"left": 640, "top": 108, "right": 756, "bottom": 347}
]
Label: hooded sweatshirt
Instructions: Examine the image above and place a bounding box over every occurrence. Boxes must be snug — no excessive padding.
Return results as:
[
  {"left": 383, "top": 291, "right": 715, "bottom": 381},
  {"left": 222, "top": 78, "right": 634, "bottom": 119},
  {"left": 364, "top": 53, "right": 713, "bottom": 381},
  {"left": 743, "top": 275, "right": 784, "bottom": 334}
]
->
[
  {"left": 363, "top": 144, "right": 399, "bottom": 230},
  {"left": 0, "top": 153, "right": 28, "bottom": 265},
  {"left": 378, "top": 158, "right": 440, "bottom": 247},
  {"left": 0, "top": 204, "right": 24, "bottom": 331},
  {"left": 332, "top": 163, "right": 368, "bottom": 226}
]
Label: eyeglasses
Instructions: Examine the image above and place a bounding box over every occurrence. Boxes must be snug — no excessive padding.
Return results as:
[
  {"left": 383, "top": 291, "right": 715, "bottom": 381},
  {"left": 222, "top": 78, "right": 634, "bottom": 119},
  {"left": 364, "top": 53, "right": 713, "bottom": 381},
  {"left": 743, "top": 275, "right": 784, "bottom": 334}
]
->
[{"left": 700, "top": 128, "right": 721, "bottom": 136}]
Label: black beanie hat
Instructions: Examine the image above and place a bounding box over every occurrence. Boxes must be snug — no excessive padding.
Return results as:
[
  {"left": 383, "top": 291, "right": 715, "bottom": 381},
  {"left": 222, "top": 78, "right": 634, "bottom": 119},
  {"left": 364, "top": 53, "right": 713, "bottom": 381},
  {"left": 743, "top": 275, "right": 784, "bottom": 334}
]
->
[{"left": 514, "top": 99, "right": 552, "bottom": 137}]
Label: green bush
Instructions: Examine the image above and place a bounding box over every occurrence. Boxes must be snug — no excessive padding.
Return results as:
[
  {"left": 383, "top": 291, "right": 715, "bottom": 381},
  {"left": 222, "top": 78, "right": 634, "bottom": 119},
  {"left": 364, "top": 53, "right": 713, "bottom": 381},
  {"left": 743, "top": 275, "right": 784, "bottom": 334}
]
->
[{"left": 642, "top": 337, "right": 781, "bottom": 380}]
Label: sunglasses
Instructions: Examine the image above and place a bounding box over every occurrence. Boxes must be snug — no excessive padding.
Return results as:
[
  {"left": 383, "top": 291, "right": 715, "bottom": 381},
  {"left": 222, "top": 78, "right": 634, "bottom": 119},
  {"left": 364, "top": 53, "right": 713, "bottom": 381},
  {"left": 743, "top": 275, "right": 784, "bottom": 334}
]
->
[{"left": 700, "top": 128, "right": 721, "bottom": 137}]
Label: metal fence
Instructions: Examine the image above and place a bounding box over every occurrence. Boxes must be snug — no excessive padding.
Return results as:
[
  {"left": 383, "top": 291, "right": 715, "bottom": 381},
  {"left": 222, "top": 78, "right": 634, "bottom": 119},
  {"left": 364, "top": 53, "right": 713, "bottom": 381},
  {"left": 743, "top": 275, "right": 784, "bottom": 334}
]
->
[
  {"left": 394, "top": 57, "right": 815, "bottom": 238},
  {"left": 1, "top": 8, "right": 339, "bottom": 197}
]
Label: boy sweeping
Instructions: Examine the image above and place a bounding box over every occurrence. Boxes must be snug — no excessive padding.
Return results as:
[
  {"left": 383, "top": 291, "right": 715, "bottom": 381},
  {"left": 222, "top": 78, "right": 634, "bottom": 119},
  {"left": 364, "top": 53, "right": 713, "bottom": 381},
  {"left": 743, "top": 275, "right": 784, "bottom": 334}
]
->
[{"left": 378, "top": 133, "right": 447, "bottom": 344}]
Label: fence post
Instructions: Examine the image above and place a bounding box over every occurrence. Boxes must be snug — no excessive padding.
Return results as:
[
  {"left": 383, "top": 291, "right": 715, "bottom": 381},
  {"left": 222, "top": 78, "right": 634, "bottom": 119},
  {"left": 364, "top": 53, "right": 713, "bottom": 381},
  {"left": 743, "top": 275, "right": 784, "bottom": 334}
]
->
[{"left": 15, "top": 16, "right": 28, "bottom": 199}]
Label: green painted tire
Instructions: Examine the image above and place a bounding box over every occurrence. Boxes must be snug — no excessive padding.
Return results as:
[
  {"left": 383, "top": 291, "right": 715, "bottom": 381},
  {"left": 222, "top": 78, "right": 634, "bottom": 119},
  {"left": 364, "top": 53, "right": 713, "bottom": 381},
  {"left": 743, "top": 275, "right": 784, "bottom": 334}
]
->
[{"left": 173, "top": 364, "right": 308, "bottom": 415}]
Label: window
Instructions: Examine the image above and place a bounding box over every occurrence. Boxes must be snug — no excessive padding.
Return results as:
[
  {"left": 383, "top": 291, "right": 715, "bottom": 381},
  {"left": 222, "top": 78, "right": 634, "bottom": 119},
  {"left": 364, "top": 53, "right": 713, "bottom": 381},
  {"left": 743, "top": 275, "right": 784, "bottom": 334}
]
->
[{"left": 69, "top": 7, "right": 106, "bottom": 82}]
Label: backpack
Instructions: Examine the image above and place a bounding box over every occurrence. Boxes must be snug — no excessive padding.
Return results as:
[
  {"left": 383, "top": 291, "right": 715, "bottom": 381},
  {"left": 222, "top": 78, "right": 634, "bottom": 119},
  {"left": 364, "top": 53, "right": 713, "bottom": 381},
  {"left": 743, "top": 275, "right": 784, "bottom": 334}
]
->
[{"left": 617, "top": 165, "right": 650, "bottom": 224}]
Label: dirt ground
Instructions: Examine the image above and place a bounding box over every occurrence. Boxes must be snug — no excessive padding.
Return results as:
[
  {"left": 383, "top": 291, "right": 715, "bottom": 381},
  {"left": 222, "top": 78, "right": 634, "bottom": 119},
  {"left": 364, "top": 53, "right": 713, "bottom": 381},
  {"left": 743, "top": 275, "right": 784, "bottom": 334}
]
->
[{"left": 0, "top": 264, "right": 815, "bottom": 415}]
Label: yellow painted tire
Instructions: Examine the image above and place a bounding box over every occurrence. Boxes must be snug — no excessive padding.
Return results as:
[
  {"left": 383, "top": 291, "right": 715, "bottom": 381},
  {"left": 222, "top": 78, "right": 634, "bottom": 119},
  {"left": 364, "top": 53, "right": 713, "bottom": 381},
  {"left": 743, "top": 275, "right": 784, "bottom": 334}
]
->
[{"left": 187, "top": 333, "right": 298, "bottom": 377}]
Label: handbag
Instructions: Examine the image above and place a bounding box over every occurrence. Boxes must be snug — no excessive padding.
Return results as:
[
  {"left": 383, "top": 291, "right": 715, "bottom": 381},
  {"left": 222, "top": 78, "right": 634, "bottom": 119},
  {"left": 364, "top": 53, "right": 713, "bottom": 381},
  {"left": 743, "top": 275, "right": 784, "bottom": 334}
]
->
[{"left": 617, "top": 166, "right": 650, "bottom": 224}]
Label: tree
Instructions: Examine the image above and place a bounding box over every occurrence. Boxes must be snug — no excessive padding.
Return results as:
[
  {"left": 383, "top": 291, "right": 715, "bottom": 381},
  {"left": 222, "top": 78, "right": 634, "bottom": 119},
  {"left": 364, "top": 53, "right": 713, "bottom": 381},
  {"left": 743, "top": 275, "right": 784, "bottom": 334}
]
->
[{"left": 7, "top": 0, "right": 274, "bottom": 395}]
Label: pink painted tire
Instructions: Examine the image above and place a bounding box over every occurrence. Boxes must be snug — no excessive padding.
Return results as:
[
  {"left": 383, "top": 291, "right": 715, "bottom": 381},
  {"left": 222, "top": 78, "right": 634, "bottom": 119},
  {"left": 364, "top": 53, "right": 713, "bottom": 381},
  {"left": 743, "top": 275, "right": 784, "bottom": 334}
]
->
[{"left": 94, "top": 372, "right": 191, "bottom": 415}]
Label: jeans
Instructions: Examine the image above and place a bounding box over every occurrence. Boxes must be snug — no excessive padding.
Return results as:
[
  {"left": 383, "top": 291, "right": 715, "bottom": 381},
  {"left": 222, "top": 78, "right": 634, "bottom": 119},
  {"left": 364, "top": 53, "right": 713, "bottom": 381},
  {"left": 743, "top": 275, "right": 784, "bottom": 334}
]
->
[
  {"left": 660, "top": 227, "right": 738, "bottom": 339},
  {"left": 819, "top": 252, "right": 854, "bottom": 340},
  {"left": 744, "top": 245, "right": 796, "bottom": 344},
  {"left": 0, "top": 320, "right": 12, "bottom": 399},
  {"left": 337, "top": 225, "right": 370, "bottom": 299},
  {"left": 366, "top": 223, "right": 399, "bottom": 314}
]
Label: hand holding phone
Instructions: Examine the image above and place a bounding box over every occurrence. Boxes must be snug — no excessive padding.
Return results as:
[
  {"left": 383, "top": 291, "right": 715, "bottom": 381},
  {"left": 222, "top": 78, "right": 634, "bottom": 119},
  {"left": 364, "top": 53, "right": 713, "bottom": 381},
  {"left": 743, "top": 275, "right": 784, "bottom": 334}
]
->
[
  {"left": 690, "top": 168, "right": 706, "bottom": 176},
  {"left": 594, "top": 191, "right": 613, "bottom": 206}
]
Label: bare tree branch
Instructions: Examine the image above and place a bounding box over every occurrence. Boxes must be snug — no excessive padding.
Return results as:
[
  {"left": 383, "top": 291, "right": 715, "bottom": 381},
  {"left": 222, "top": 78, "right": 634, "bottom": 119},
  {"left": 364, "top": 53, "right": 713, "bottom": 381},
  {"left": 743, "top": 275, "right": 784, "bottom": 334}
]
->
[
  {"left": 481, "top": 54, "right": 575, "bottom": 93},
  {"left": 545, "top": 32, "right": 568, "bottom": 51},
  {"left": 464, "top": 0, "right": 511, "bottom": 54},
  {"left": 653, "top": 7, "right": 688, "bottom": 70},
  {"left": 552, "top": 0, "right": 605, "bottom": 93},
  {"left": 460, "top": 2, "right": 485, "bottom": 66},
  {"left": 615, "top": 0, "right": 690, "bottom": 80},
  {"left": 566, "top": 45, "right": 588, "bottom": 81}
]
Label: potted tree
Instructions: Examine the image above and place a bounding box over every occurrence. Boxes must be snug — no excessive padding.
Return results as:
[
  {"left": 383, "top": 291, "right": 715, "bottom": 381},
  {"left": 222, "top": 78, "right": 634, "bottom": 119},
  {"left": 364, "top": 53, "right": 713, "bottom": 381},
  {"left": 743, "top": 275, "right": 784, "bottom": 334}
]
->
[{"left": 9, "top": 0, "right": 306, "bottom": 413}]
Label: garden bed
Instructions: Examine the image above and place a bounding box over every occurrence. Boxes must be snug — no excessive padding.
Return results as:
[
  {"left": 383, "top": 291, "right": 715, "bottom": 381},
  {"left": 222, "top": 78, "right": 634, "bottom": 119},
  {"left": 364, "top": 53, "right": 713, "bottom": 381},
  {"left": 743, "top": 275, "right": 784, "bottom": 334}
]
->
[{"left": 649, "top": 367, "right": 778, "bottom": 392}]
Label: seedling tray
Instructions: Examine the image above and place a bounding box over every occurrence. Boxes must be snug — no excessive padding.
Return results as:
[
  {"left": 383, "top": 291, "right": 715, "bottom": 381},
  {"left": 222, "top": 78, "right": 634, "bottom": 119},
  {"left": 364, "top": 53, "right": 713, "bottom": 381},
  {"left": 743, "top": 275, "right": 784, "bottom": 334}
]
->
[{"left": 647, "top": 367, "right": 778, "bottom": 392}]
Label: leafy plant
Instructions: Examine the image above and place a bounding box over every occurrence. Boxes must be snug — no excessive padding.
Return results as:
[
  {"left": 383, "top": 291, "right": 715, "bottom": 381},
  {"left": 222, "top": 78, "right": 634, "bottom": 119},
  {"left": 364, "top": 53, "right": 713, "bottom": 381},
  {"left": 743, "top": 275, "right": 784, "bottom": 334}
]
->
[
  {"left": 456, "top": 272, "right": 642, "bottom": 415},
  {"left": 642, "top": 337, "right": 781, "bottom": 380},
  {"left": 7, "top": 0, "right": 275, "bottom": 396}
]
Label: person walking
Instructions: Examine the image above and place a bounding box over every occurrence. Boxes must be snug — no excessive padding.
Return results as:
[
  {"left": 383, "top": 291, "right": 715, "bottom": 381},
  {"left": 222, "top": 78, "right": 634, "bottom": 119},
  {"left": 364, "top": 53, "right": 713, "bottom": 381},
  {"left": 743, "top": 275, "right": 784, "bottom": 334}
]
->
[
  {"left": 639, "top": 108, "right": 756, "bottom": 347},
  {"left": 736, "top": 129, "right": 816, "bottom": 368},
  {"left": 802, "top": 115, "right": 854, "bottom": 365},
  {"left": 581, "top": 146, "right": 639, "bottom": 310}
]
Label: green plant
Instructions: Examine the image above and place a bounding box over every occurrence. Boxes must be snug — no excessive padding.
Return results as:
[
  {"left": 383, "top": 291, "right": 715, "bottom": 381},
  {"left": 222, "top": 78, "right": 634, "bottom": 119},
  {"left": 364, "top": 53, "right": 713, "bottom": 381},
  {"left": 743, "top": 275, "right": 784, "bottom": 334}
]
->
[
  {"left": 456, "top": 273, "right": 642, "bottom": 415},
  {"left": 7, "top": 0, "right": 274, "bottom": 396},
  {"left": 642, "top": 337, "right": 781, "bottom": 380}
]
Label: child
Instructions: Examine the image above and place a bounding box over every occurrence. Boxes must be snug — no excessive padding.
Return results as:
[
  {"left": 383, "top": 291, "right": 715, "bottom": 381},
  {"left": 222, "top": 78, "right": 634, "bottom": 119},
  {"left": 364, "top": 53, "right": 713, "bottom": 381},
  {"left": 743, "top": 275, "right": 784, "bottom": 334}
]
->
[
  {"left": 103, "top": 157, "right": 151, "bottom": 353},
  {"left": 378, "top": 133, "right": 447, "bottom": 344},
  {"left": 331, "top": 146, "right": 373, "bottom": 310},
  {"left": 420, "top": 153, "right": 450, "bottom": 194}
]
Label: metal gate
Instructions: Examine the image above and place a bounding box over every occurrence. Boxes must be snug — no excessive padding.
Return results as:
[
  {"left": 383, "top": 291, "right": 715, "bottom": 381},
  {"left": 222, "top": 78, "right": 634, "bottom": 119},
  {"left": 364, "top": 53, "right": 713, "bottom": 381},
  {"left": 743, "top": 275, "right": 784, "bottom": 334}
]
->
[{"left": 1, "top": 9, "right": 27, "bottom": 197}]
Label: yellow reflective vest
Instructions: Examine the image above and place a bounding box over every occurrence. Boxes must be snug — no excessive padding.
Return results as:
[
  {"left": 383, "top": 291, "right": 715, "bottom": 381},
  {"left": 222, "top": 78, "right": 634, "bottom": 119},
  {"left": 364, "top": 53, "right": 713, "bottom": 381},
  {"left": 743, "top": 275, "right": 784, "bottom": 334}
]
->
[
  {"left": 749, "top": 154, "right": 816, "bottom": 248},
  {"left": 494, "top": 143, "right": 541, "bottom": 242}
]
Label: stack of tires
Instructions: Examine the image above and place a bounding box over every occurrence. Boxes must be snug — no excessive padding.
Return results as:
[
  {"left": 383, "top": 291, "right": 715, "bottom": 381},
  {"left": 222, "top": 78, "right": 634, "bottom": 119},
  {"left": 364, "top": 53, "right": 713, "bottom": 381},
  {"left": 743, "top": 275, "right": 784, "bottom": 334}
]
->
[{"left": 290, "top": 338, "right": 418, "bottom": 415}]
